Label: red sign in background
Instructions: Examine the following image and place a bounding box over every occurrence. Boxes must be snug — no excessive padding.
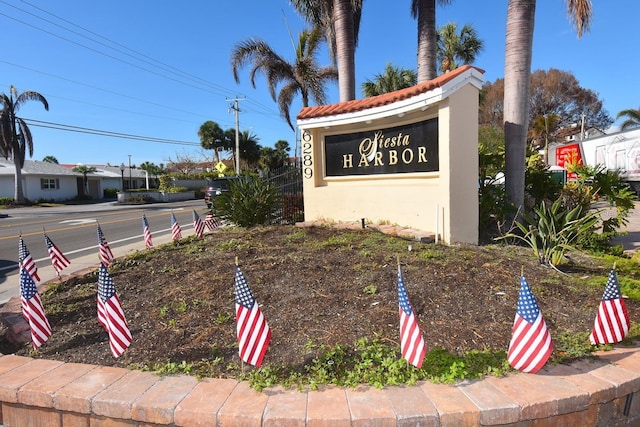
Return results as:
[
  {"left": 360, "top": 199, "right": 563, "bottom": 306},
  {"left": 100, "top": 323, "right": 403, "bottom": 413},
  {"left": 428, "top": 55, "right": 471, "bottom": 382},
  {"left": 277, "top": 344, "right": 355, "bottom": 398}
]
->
[{"left": 555, "top": 143, "right": 583, "bottom": 179}]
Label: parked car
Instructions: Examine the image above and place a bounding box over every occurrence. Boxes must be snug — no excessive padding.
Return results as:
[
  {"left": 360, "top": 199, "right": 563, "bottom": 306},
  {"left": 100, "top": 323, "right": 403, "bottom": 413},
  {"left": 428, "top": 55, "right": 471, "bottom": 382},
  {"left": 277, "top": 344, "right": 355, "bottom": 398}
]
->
[{"left": 204, "top": 177, "right": 238, "bottom": 208}]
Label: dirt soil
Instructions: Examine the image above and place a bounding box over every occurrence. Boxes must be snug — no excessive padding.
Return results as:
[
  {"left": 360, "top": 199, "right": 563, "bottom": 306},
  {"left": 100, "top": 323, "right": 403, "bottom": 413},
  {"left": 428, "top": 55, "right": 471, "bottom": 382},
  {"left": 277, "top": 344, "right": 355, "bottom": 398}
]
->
[{"left": 1, "top": 225, "right": 638, "bottom": 378}]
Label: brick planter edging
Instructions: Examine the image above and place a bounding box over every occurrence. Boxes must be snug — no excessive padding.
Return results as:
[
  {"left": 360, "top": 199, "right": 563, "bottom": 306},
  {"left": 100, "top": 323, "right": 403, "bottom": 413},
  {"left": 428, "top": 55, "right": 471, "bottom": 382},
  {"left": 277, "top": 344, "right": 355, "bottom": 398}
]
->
[{"left": 0, "top": 345, "right": 639, "bottom": 426}]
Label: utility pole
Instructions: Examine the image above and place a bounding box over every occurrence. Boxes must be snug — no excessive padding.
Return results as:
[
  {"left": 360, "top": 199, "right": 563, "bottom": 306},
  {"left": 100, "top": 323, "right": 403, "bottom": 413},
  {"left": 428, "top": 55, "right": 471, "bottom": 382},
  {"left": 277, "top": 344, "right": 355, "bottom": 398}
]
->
[{"left": 227, "top": 97, "right": 245, "bottom": 175}]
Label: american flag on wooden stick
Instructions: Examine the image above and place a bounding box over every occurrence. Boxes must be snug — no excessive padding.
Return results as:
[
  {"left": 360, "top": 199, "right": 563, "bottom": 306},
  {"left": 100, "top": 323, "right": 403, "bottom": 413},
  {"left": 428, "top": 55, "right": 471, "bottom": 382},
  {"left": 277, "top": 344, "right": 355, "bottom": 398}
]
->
[
  {"left": 97, "top": 223, "right": 114, "bottom": 266},
  {"left": 44, "top": 233, "right": 70, "bottom": 276},
  {"left": 20, "top": 267, "right": 52, "bottom": 349},
  {"left": 397, "top": 264, "right": 426, "bottom": 368},
  {"left": 507, "top": 276, "right": 553, "bottom": 373},
  {"left": 589, "top": 269, "right": 630, "bottom": 345},
  {"left": 234, "top": 265, "right": 271, "bottom": 367},
  {"left": 170, "top": 212, "right": 182, "bottom": 241},
  {"left": 142, "top": 214, "right": 153, "bottom": 249},
  {"left": 192, "top": 210, "right": 205, "bottom": 238},
  {"left": 18, "top": 236, "right": 40, "bottom": 282},
  {"left": 204, "top": 212, "right": 221, "bottom": 231},
  {"left": 97, "top": 263, "right": 132, "bottom": 358}
]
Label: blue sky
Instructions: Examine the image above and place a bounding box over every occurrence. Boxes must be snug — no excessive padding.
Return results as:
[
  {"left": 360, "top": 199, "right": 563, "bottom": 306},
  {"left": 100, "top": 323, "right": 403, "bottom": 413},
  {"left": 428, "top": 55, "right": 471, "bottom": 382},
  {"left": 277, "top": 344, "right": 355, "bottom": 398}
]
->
[{"left": 1, "top": 1, "right": 637, "bottom": 167}]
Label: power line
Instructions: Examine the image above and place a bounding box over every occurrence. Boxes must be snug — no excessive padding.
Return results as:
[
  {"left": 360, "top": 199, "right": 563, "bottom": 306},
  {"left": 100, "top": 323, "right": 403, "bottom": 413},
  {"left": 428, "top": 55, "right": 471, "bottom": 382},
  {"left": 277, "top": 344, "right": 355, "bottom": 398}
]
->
[
  {"left": 2, "top": 1, "right": 283, "bottom": 118},
  {"left": 23, "top": 118, "right": 200, "bottom": 146}
]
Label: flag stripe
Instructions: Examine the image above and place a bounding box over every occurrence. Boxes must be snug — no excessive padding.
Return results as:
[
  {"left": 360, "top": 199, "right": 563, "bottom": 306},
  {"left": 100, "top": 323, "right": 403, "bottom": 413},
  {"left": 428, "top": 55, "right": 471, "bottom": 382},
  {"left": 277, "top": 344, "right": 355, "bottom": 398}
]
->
[
  {"left": 397, "top": 265, "right": 426, "bottom": 368},
  {"left": 234, "top": 267, "right": 271, "bottom": 367},
  {"left": 507, "top": 276, "right": 553, "bottom": 374},
  {"left": 589, "top": 269, "right": 630, "bottom": 345},
  {"left": 45, "top": 234, "right": 70, "bottom": 274},
  {"left": 142, "top": 215, "right": 153, "bottom": 248},
  {"left": 97, "top": 264, "right": 131, "bottom": 358},
  {"left": 19, "top": 267, "right": 51, "bottom": 349}
]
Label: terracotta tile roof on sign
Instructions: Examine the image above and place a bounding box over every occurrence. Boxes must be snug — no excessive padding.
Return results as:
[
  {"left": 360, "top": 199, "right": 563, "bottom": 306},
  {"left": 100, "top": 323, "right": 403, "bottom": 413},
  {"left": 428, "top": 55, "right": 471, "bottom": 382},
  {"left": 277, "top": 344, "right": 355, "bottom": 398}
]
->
[{"left": 297, "top": 65, "right": 483, "bottom": 120}]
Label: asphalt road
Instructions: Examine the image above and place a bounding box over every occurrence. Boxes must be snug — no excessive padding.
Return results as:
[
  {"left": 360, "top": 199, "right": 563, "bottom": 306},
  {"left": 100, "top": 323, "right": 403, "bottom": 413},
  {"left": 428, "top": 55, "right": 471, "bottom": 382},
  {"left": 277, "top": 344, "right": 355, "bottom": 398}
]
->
[{"left": 0, "top": 199, "right": 209, "bottom": 305}]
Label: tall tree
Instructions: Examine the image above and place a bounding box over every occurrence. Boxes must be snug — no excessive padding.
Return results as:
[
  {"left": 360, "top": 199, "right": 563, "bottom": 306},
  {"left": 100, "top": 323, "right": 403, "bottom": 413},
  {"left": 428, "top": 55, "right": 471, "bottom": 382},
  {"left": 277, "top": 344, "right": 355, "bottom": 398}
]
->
[
  {"left": 480, "top": 69, "right": 611, "bottom": 133},
  {"left": 503, "top": 0, "right": 592, "bottom": 213},
  {"left": 528, "top": 113, "right": 560, "bottom": 165},
  {"left": 231, "top": 27, "right": 338, "bottom": 130},
  {"left": 437, "top": 22, "right": 484, "bottom": 73},
  {"left": 290, "top": 0, "right": 363, "bottom": 102},
  {"left": 362, "top": 63, "right": 417, "bottom": 97},
  {"left": 238, "top": 130, "right": 262, "bottom": 171},
  {"left": 616, "top": 107, "right": 640, "bottom": 130},
  {"left": 139, "top": 161, "right": 166, "bottom": 180},
  {"left": 72, "top": 164, "right": 97, "bottom": 198},
  {"left": 0, "top": 85, "right": 49, "bottom": 204},
  {"left": 198, "top": 120, "right": 226, "bottom": 163},
  {"left": 42, "top": 155, "right": 58, "bottom": 164},
  {"left": 411, "top": 0, "right": 452, "bottom": 83}
]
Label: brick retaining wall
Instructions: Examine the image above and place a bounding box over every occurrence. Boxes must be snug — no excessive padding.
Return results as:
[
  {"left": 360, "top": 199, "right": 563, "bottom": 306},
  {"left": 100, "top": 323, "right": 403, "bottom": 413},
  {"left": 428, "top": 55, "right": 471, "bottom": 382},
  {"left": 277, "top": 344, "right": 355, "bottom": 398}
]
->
[{"left": 0, "top": 345, "right": 639, "bottom": 426}]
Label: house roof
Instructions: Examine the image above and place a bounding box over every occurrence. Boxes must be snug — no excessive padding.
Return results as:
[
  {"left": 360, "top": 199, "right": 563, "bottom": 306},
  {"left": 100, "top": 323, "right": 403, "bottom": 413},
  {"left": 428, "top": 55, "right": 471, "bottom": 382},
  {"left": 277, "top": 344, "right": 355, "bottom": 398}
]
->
[
  {"left": 296, "top": 65, "right": 484, "bottom": 124},
  {"left": 59, "top": 164, "right": 148, "bottom": 179},
  {"left": 0, "top": 159, "right": 79, "bottom": 176}
]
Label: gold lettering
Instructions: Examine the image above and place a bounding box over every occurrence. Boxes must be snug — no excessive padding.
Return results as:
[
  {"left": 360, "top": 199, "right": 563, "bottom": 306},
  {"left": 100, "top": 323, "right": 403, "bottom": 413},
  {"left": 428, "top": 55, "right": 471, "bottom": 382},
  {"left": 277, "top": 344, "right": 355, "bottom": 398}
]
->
[
  {"left": 402, "top": 148, "right": 414, "bottom": 164},
  {"left": 358, "top": 155, "right": 370, "bottom": 167},
  {"left": 389, "top": 150, "right": 398, "bottom": 165},
  {"left": 374, "top": 151, "right": 384, "bottom": 166},
  {"left": 343, "top": 154, "right": 353, "bottom": 169},
  {"left": 359, "top": 138, "right": 376, "bottom": 162},
  {"left": 418, "top": 146, "right": 427, "bottom": 163}
]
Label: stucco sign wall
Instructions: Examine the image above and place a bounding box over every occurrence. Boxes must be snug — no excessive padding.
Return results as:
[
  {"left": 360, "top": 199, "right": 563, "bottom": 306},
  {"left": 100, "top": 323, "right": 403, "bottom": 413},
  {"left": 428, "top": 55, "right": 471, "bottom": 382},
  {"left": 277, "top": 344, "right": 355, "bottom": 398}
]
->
[
  {"left": 325, "top": 119, "right": 439, "bottom": 176},
  {"left": 296, "top": 65, "right": 483, "bottom": 245}
]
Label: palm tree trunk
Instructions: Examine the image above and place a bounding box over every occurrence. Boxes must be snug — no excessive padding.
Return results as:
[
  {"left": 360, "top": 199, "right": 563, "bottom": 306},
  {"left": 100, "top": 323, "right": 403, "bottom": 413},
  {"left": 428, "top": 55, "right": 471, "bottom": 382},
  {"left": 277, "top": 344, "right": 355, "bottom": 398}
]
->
[
  {"left": 12, "top": 154, "right": 25, "bottom": 204},
  {"left": 334, "top": 0, "right": 356, "bottom": 101},
  {"left": 416, "top": 0, "right": 437, "bottom": 82},
  {"left": 504, "top": 0, "right": 535, "bottom": 215}
]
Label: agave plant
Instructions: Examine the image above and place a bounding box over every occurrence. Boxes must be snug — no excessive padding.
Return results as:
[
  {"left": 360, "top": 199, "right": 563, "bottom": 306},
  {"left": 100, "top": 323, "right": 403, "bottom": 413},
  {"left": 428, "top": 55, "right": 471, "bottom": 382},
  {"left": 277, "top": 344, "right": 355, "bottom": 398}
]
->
[{"left": 500, "top": 198, "right": 600, "bottom": 267}]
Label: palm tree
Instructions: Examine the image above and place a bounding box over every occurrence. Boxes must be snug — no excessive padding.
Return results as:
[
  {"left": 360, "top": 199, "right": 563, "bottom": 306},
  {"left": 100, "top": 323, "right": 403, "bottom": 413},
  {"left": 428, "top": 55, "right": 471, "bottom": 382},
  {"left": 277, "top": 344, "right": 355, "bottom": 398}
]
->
[
  {"left": 231, "top": 27, "right": 338, "bottom": 130},
  {"left": 238, "top": 130, "right": 262, "bottom": 171},
  {"left": 0, "top": 85, "right": 49, "bottom": 204},
  {"left": 290, "top": 0, "right": 363, "bottom": 102},
  {"left": 528, "top": 113, "right": 560, "bottom": 165},
  {"left": 616, "top": 107, "right": 640, "bottom": 130},
  {"left": 362, "top": 63, "right": 417, "bottom": 97},
  {"left": 42, "top": 155, "right": 58, "bottom": 164},
  {"left": 503, "top": 0, "right": 592, "bottom": 214},
  {"left": 72, "top": 164, "right": 97, "bottom": 198},
  {"left": 411, "top": 0, "right": 452, "bottom": 83},
  {"left": 198, "top": 120, "right": 226, "bottom": 163},
  {"left": 437, "top": 22, "right": 484, "bottom": 73}
]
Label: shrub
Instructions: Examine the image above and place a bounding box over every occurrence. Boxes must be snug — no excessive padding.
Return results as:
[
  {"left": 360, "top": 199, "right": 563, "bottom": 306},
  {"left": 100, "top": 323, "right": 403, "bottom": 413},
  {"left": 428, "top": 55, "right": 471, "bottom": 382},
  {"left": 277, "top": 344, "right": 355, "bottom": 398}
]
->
[
  {"left": 0, "top": 197, "right": 14, "bottom": 206},
  {"left": 158, "top": 175, "right": 173, "bottom": 191},
  {"left": 498, "top": 198, "right": 600, "bottom": 266},
  {"left": 213, "top": 177, "right": 280, "bottom": 227},
  {"left": 103, "top": 188, "right": 118, "bottom": 198}
]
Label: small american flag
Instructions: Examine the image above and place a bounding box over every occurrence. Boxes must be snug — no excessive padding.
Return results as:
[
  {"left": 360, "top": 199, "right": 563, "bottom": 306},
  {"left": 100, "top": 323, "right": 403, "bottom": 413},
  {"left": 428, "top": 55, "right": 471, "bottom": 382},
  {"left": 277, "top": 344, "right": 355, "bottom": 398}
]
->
[
  {"left": 192, "top": 210, "right": 205, "bottom": 238},
  {"left": 204, "top": 212, "right": 221, "bottom": 230},
  {"left": 507, "top": 276, "right": 553, "bottom": 373},
  {"left": 44, "top": 233, "right": 70, "bottom": 276},
  {"left": 142, "top": 214, "right": 153, "bottom": 249},
  {"left": 235, "top": 266, "right": 271, "bottom": 367},
  {"left": 97, "top": 263, "right": 132, "bottom": 358},
  {"left": 170, "top": 212, "right": 182, "bottom": 241},
  {"left": 18, "top": 237, "right": 40, "bottom": 282},
  {"left": 397, "top": 265, "right": 426, "bottom": 368},
  {"left": 20, "top": 267, "right": 52, "bottom": 349},
  {"left": 97, "top": 224, "right": 114, "bottom": 266},
  {"left": 589, "top": 269, "right": 630, "bottom": 345}
]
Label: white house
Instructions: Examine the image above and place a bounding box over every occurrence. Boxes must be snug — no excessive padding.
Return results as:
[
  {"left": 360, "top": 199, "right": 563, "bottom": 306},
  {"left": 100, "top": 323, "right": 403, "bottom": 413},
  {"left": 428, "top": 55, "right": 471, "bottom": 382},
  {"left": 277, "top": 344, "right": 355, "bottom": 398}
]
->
[{"left": 0, "top": 159, "right": 79, "bottom": 201}]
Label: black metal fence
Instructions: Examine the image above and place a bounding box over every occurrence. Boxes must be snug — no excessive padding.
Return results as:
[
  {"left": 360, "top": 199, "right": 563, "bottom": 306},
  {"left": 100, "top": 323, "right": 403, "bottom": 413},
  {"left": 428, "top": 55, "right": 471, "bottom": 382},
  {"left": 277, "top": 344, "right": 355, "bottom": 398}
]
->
[{"left": 263, "top": 163, "right": 304, "bottom": 224}]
